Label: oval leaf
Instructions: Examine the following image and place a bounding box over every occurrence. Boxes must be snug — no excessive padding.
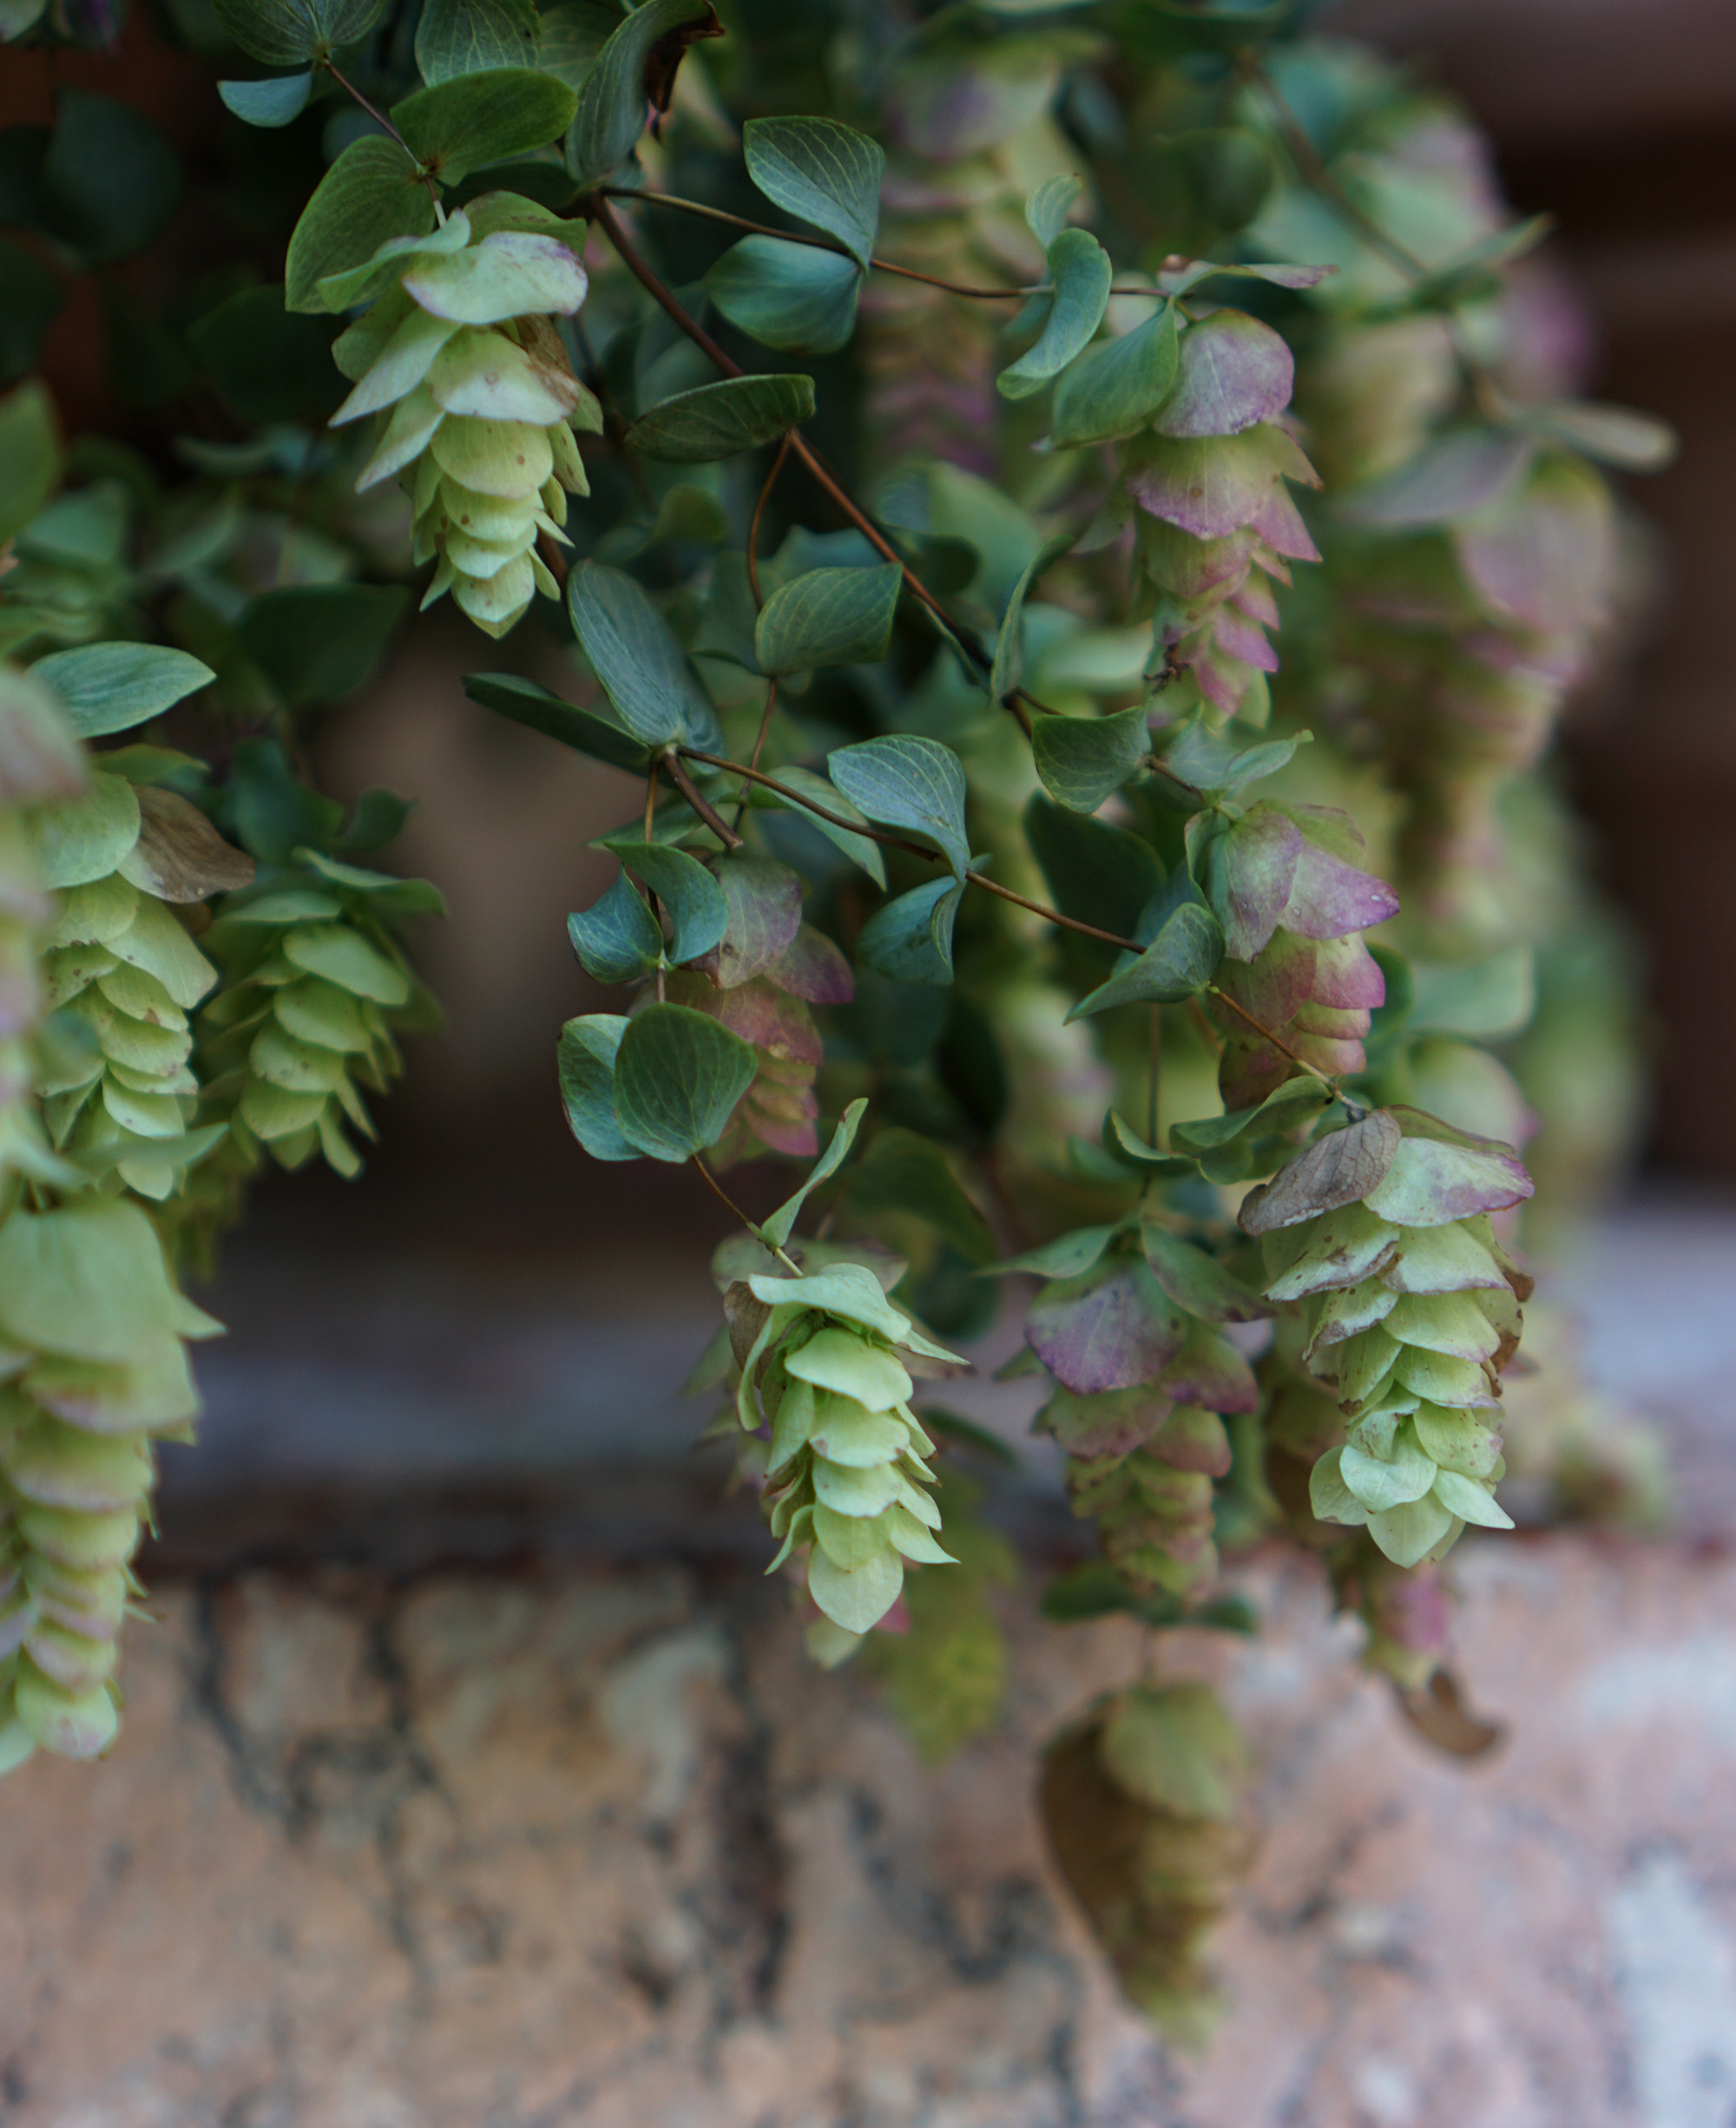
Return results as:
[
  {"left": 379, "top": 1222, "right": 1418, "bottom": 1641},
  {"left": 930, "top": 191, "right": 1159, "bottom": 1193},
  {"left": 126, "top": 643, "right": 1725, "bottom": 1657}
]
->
[
  {"left": 462, "top": 672, "right": 653, "bottom": 776},
  {"left": 32, "top": 643, "right": 214, "bottom": 739},
  {"left": 756, "top": 562, "right": 902, "bottom": 677},
  {"left": 999, "top": 227, "right": 1113, "bottom": 402},
  {"left": 214, "top": 0, "right": 387, "bottom": 65},
  {"left": 612, "top": 1002, "right": 758, "bottom": 1162},
  {"left": 558, "top": 1012, "right": 638, "bottom": 1160},
  {"left": 1031, "top": 706, "right": 1151, "bottom": 814},
  {"left": 1050, "top": 303, "right": 1180, "bottom": 448},
  {"left": 285, "top": 136, "right": 434, "bottom": 314},
  {"left": 568, "top": 560, "right": 723, "bottom": 750},
  {"left": 1067, "top": 900, "right": 1223, "bottom": 1019},
  {"left": 828, "top": 733, "right": 969, "bottom": 880},
  {"left": 743, "top": 115, "right": 884, "bottom": 271},
  {"left": 1155, "top": 307, "right": 1292, "bottom": 438},
  {"left": 218, "top": 70, "right": 316, "bottom": 127},
  {"left": 626, "top": 373, "right": 815, "bottom": 463},
  {"left": 565, "top": 0, "right": 713, "bottom": 185},
  {"left": 392, "top": 68, "right": 577, "bottom": 187},
  {"left": 707, "top": 236, "right": 862, "bottom": 356}
]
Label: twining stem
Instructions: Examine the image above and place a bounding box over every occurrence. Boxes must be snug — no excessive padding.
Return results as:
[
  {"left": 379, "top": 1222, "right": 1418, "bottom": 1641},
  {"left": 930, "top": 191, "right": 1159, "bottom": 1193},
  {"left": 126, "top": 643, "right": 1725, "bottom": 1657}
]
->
[
  {"left": 1206, "top": 982, "right": 1332, "bottom": 1087},
  {"left": 325, "top": 62, "right": 442, "bottom": 209},
  {"left": 663, "top": 751, "right": 743, "bottom": 851},
  {"left": 747, "top": 431, "right": 791, "bottom": 610},
  {"left": 597, "top": 186, "right": 1037, "bottom": 299},
  {"left": 692, "top": 1154, "right": 802, "bottom": 1271},
  {"left": 597, "top": 187, "right": 1193, "bottom": 305},
  {"left": 589, "top": 195, "right": 1036, "bottom": 737}
]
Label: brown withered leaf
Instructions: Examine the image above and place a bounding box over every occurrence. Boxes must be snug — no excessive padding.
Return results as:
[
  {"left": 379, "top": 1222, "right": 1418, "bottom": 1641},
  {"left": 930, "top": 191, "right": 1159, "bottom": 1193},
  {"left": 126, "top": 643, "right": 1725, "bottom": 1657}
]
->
[
  {"left": 118, "top": 785, "right": 254, "bottom": 903},
  {"left": 1238, "top": 1109, "right": 1402, "bottom": 1235},
  {"left": 722, "top": 1279, "right": 773, "bottom": 1372},
  {"left": 645, "top": 3, "right": 724, "bottom": 121},
  {"left": 1396, "top": 1667, "right": 1506, "bottom": 1759}
]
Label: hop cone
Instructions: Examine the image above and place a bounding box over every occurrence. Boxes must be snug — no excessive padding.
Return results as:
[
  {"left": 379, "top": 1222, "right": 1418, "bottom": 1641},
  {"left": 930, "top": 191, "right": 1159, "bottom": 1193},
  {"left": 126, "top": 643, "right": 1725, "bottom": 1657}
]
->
[
  {"left": 196, "top": 851, "right": 440, "bottom": 1185},
  {"left": 1042, "top": 1682, "right": 1255, "bottom": 2046},
  {"left": 34, "top": 765, "right": 251, "bottom": 1200},
  {"left": 0, "top": 1194, "right": 221, "bottom": 1770},
  {"left": 328, "top": 205, "right": 602, "bottom": 638},
  {"left": 1244, "top": 1107, "right": 1535, "bottom": 1567},
  {"left": 1116, "top": 312, "right": 1321, "bottom": 725},
  {"left": 731, "top": 1262, "right": 963, "bottom": 1649},
  {"left": 0, "top": 663, "right": 84, "bottom": 1185},
  {"left": 1023, "top": 1239, "right": 1265, "bottom": 1596}
]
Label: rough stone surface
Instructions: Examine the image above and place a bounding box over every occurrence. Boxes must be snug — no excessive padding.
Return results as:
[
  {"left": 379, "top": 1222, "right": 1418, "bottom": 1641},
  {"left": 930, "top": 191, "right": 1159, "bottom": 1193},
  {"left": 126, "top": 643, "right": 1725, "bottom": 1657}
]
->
[{"left": 3, "top": 1536, "right": 1733, "bottom": 2128}]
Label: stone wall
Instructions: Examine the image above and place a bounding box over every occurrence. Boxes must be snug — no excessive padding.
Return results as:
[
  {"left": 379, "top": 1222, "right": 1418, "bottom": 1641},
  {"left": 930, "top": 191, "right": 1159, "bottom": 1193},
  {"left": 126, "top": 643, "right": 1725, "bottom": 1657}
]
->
[{"left": 4, "top": 1534, "right": 1733, "bottom": 2128}]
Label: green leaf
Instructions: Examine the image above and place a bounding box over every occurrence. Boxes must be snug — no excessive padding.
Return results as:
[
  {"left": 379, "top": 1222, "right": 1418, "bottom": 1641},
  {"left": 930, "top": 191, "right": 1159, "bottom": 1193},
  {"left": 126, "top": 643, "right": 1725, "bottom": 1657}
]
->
[
  {"left": 539, "top": 2, "right": 617, "bottom": 89},
  {"left": 707, "top": 237, "right": 862, "bottom": 356},
  {"left": 1100, "top": 1681, "right": 1246, "bottom": 1818},
  {"left": 0, "top": 240, "right": 62, "bottom": 390},
  {"left": 1031, "top": 706, "right": 1151, "bottom": 814},
  {"left": 828, "top": 734, "right": 969, "bottom": 880},
  {"left": 1407, "top": 944, "right": 1535, "bottom": 1040},
  {"left": 603, "top": 839, "right": 727, "bottom": 963},
  {"left": 756, "top": 563, "right": 902, "bottom": 677},
  {"left": 33, "top": 644, "right": 214, "bottom": 739},
  {"left": 984, "top": 1225, "right": 1117, "bottom": 1280},
  {"left": 0, "top": 378, "right": 58, "bottom": 545},
  {"left": 416, "top": 0, "right": 540, "bottom": 82},
  {"left": 1161, "top": 714, "right": 1308, "bottom": 796},
  {"left": 558, "top": 1012, "right": 638, "bottom": 1160},
  {"left": 1025, "top": 173, "right": 1082, "bottom": 250},
  {"left": 1067, "top": 897, "right": 1223, "bottom": 1019},
  {"left": 853, "top": 877, "right": 964, "bottom": 987},
  {"left": 462, "top": 672, "right": 653, "bottom": 775},
  {"left": 612, "top": 1001, "right": 758, "bottom": 1162},
  {"left": 1050, "top": 304, "right": 1178, "bottom": 448},
  {"left": 568, "top": 871, "right": 662, "bottom": 984},
  {"left": 998, "top": 228, "right": 1112, "bottom": 402},
  {"left": 1167, "top": 1074, "right": 1330, "bottom": 1156},
  {"left": 188, "top": 285, "right": 343, "bottom": 427},
  {"left": 990, "top": 529, "right": 1072, "bottom": 707},
  {"left": 223, "top": 738, "right": 345, "bottom": 863},
  {"left": 565, "top": 0, "right": 712, "bottom": 185},
  {"left": 626, "top": 374, "right": 815, "bottom": 463},
  {"left": 1024, "top": 794, "right": 1165, "bottom": 940},
  {"left": 41, "top": 90, "right": 181, "bottom": 266},
  {"left": 761, "top": 1096, "right": 868, "bottom": 1249},
  {"left": 743, "top": 116, "right": 884, "bottom": 272},
  {"left": 1141, "top": 1222, "right": 1270, "bottom": 1323},
  {"left": 213, "top": 0, "right": 387, "bottom": 66},
  {"left": 567, "top": 560, "right": 724, "bottom": 751},
  {"left": 393, "top": 69, "right": 577, "bottom": 187},
  {"left": 237, "top": 584, "right": 410, "bottom": 706},
  {"left": 843, "top": 1127, "right": 994, "bottom": 1264},
  {"left": 36, "top": 771, "right": 140, "bottom": 890},
  {"left": 217, "top": 71, "right": 316, "bottom": 127},
  {"left": 1522, "top": 399, "right": 1676, "bottom": 473},
  {"left": 760, "top": 765, "right": 886, "bottom": 889},
  {"left": 285, "top": 137, "right": 435, "bottom": 315}
]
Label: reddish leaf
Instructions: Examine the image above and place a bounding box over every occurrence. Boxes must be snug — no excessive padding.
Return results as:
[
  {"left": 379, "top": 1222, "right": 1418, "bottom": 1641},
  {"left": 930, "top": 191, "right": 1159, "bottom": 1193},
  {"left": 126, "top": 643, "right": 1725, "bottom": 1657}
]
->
[
  {"left": 1147, "top": 1402, "right": 1233, "bottom": 1474},
  {"left": 1034, "top": 1382, "right": 1172, "bottom": 1459},
  {"left": 1206, "top": 803, "right": 1303, "bottom": 962},
  {"left": 1155, "top": 1319, "right": 1259, "bottom": 1415},
  {"left": 1156, "top": 311, "right": 1293, "bottom": 439},
  {"left": 765, "top": 922, "right": 855, "bottom": 1004},
  {"left": 1026, "top": 1254, "right": 1187, "bottom": 1396},
  {"left": 1282, "top": 837, "right": 1399, "bottom": 941},
  {"left": 1453, "top": 453, "right": 1615, "bottom": 634},
  {"left": 697, "top": 855, "right": 804, "bottom": 988},
  {"left": 1239, "top": 1111, "right": 1404, "bottom": 1234}
]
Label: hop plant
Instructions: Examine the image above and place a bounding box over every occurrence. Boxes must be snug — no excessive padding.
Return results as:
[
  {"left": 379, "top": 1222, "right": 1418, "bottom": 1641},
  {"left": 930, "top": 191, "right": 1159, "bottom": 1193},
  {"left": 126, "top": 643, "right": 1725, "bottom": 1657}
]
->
[
  {"left": 0, "top": 662, "right": 84, "bottom": 1185},
  {"left": 1041, "top": 1681, "right": 1255, "bottom": 2046},
  {"left": 0, "top": 1194, "right": 220, "bottom": 1770},
  {"left": 326, "top": 201, "right": 602, "bottom": 638},
  {"left": 1245, "top": 1106, "right": 1535, "bottom": 1566},
  {"left": 35, "top": 762, "right": 252, "bottom": 1201},
  {"left": 731, "top": 1261, "right": 964, "bottom": 1647}
]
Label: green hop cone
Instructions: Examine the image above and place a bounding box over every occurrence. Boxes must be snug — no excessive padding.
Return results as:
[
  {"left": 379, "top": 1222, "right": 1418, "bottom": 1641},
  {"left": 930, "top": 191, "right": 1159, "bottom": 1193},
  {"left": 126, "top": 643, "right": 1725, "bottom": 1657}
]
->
[
  {"left": 0, "top": 662, "right": 84, "bottom": 1186},
  {"left": 730, "top": 1261, "right": 965, "bottom": 1649},
  {"left": 0, "top": 1193, "right": 222, "bottom": 1771},
  {"left": 195, "top": 851, "right": 442, "bottom": 1188},
  {"left": 1041, "top": 1681, "right": 1256, "bottom": 2047},
  {"left": 34, "top": 767, "right": 253, "bottom": 1200},
  {"left": 1244, "top": 1105, "right": 1535, "bottom": 1568},
  {"left": 327, "top": 206, "right": 603, "bottom": 639}
]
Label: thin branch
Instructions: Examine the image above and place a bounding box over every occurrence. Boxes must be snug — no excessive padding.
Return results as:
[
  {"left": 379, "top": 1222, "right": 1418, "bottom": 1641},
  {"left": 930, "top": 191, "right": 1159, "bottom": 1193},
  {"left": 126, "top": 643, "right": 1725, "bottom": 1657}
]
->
[
  {"left": 681, "top": 748, "right": 936, "bottom": 860},
  {"left": 747, "top": 431, "right": 790, "bottom": 610},
  {"left": 962, "top": 870, "right": 1136, "bottom": 951},
  {"left": 663, "top": 750, "right": 744, "bottom": 851},
  {"left": 587, "top": 196, "right": 1039, "bottom": 724},
  {"left": 1207, "top": 982, "right": 1334, "bottom": 1087},
  {"left": 596, "top": 186, "right": 1038, "bottom": 299},
  {"left": 693, "top": 1154, "right": 802, "bottom": 1271},
  {"left": 325, "top": 62, "right": 442, "bottom": 209}
]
